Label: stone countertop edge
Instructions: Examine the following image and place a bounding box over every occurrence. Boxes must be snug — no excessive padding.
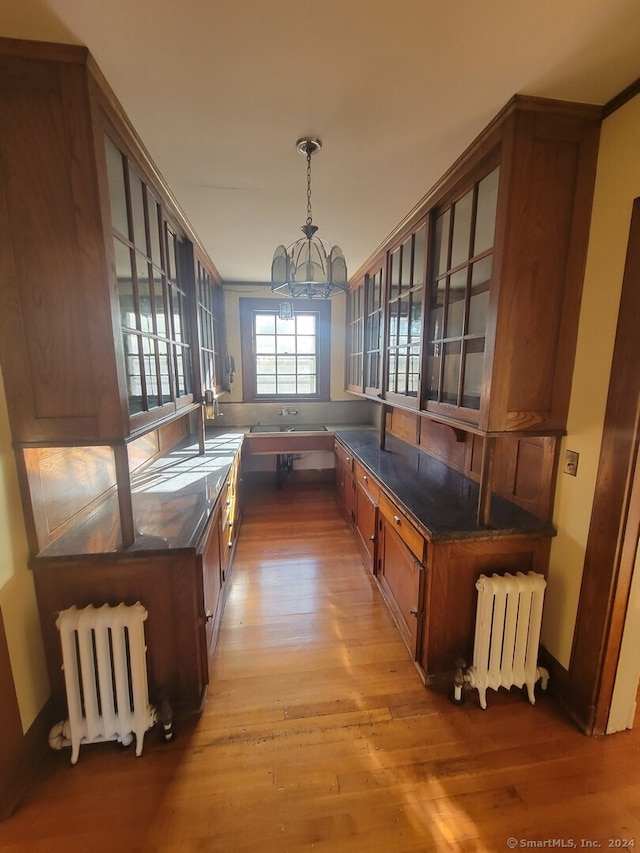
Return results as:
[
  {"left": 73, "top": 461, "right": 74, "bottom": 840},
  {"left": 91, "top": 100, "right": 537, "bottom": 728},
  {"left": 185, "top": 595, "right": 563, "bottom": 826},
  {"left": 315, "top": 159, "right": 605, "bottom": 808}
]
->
[{"left": 334, "top": 429, "right": 556, "bottom": 543}]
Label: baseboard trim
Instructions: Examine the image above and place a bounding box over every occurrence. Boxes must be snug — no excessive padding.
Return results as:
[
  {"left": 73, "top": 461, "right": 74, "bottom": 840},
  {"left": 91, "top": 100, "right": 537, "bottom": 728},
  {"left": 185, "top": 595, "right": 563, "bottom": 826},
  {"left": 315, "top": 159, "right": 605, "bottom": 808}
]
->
[
  {"left": 538, "top": 645, "right": 595, "bottom": 735},
  {"left": 0, "top": 695, "right": 54, "bottom": 820}
]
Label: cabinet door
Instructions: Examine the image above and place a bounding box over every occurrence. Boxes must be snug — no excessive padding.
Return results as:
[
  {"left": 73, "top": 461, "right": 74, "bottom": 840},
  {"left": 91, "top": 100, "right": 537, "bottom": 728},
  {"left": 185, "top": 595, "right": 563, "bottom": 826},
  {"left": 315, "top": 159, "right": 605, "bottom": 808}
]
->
[
  {"left": 378, "top": 516, "right": 425, "bottom": 657},
  {"left": 385, "top": 221, "right": 427, "bottom": 407},
  {"left": 345, "top": 281, "right": 364, "bottom": 392},
  {"left": 423, "top": 165, "right": 499, "bottom": 423},
  {"left": 201, "top": 508, "right": 222, "bottom": 660},
  {"left": 355, "top": 480, "right": 378, "bottom": 572}
]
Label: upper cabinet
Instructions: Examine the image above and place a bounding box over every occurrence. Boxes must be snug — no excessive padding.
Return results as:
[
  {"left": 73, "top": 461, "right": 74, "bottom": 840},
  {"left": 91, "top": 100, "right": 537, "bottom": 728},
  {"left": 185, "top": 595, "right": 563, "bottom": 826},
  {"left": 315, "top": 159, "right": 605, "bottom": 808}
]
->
[
  {"left": 0, "top": 39, "right": 226, "bottom": 446},
  {"left": 385, "top": 221, "right": 426, "bottom": 407},
  {"left": 347, "top": 97, "right": 601, "bottom": 435}
]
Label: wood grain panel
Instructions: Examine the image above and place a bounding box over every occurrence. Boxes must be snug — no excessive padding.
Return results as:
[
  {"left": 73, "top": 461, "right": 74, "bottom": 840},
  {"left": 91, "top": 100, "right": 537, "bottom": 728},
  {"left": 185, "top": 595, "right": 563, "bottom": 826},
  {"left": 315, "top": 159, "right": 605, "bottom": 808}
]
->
[
  {"left": 422, "top": 536, "right": 551, "bottom": 677},
  {"left": 33, "top": 554, "right": 206, "bottom": 716}
]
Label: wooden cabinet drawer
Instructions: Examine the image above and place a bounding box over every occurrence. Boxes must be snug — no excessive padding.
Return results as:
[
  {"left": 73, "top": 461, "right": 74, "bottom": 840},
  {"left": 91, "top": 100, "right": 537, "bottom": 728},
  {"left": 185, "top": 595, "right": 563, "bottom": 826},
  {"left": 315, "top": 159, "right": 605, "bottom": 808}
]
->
[
  {"left": 353, "top": 459, "right": 379, "bottom": 502},
  {"left": 334, "top": 439, "right": 353, "bottom": 470},
  {"left": 378, "top": 491, "right": 425, "bottom": 562}
]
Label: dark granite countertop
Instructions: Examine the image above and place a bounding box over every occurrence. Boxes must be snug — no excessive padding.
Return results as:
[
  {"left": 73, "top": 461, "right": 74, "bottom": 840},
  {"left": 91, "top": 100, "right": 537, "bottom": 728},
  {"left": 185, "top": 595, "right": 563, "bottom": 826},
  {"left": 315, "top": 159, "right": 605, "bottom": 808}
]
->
[{"left": 334, "top": 429, "right": 555, "bottom": 542}]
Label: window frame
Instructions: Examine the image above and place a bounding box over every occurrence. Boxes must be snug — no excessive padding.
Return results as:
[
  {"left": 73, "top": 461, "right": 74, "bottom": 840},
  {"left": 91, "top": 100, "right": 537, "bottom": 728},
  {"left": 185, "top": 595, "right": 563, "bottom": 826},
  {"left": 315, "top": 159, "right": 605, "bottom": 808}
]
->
[{"left": 239, "top": 297, "right": 331, "bottom": 402}]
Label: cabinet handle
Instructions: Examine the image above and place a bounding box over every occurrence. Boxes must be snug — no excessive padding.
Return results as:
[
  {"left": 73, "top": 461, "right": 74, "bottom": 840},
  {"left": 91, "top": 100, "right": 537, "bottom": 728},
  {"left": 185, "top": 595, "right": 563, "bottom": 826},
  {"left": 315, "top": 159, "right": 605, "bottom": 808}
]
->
[
  {"left": 363, "top": 475, "right": 368, "bottom": 482},
  {"left": 393, "top": 514, "right": 401, "bottom": 524},
  {"left": 204, "top": 609, "right": 214, "bottom": 622},
  {"left": 369, "top": 534, "right": 375, "bottom": 541},
  {"left": 226, "top": 498, "right": 232, "bottom": 506},
  {"left": 410, "top": 606, "right": 419, "bottom": 617}
]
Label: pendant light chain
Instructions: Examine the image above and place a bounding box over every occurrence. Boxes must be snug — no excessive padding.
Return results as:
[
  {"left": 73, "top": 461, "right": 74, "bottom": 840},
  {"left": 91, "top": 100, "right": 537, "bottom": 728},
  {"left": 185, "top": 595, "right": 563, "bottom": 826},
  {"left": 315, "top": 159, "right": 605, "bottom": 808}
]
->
[{"left": 305, "top": 147, "right": 313, "bottom": 227}]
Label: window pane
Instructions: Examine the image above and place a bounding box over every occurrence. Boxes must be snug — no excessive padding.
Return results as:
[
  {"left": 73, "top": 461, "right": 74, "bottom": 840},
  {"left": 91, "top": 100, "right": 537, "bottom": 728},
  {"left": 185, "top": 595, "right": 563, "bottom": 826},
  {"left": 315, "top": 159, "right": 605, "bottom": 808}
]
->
[
  {"left": 296, "top": 335, "right": 316, "bottom": 353},
  {"left": 277, "top": 377, "right": 296, "bottom": 394},
  {"left": 433, "top": 210, "right": 450, "bottom": 276},
  {"left": 256, "top": 335, "right": 276, "bottom": 354},
  {"left": 255, "top": 314, "right": 275, "bottom": 335},
  {"left": 256, "top": 356, "right": 276, "bottom": 374},
  {"left": 462, "top": 338, "right": 484, "bottom": 409},
  {"left": 297, "top": 356, "right": 316, "bottom": 374},
  {"left": 297, "top": 376, "right": 316, "bottom": 394},
  {"left": 276, "top": 316, "right": 295, "bottom": 335},
  {"left": 257, "top": 376, "right": 277, "bottom": 394},
  {"left": 276, "top": 356, "right": 296, "bottom": 375},
  {"left": 296, "top": 314, "right": 316, "bottom": 335},
  {"left": 276, "top": 335, "right": 295, "bottom": 354}
]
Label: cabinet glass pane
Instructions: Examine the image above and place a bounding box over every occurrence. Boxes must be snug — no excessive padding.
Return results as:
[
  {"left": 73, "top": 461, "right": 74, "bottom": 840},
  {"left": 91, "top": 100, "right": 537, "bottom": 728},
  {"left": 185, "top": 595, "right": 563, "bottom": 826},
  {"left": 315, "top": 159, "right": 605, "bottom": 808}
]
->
[
  {"left": 387, "top": 354, "right": 397, "bottom": 393},
  {"left": 413, "top": 225, "right": 426, "bottom": 285},
  {"left": 401, "top": 239, "right": 411, "bottom": 291},
  {"left": 105, "top": 137, "right": 128, "bottom": 238},
  {"left": 426, "top": 348, "right": 440, "bottom": 400},
  {"left": 389, "top": 248, "right": 400, "bottom": 302},
  {"left": 474, "top": 167, "right": 500, "bottom": 255},
  {"left": 130, "top": 171, "right": 147, "bottom": 253},
  {"left": 451, "top": 189, "right": 473, "bottom": 269},
  {"left": 398, "top": 297, "right": 409, "bottom": 346},
  {"left": 114, "top": 239, "right": 135, "bottom": 329},
  {"left": 446, "top": 269, "right": 467, "bottom": 338},
  {"left": 462, "top": 338, "right": 484, "bottom": 409},
  {"left": 123, "top": 333, "right": 142, "bottom": 411},
  {"left": 153, "top": 271, "right": 167, "bottom": 337},
  {"left": 408, "top": 345, "right": 420, "bottom": 396},
  {"left": 142, "top": 336, "right": 159, "bottom": 408},
  {"left": 159, "top": 341, "right": 171, "bottom": 398},
  {"left": 441, "top": 341, "right": 461, "bottom": 404},
  {"left": 136, "top": 253, "right": 152, "bottom": 333},
  {"left": 410, "top": 293, "right": 422, "bottom": 341},
  {"left": 433, "top": 210, "right": 450, "bottom": 276},
  {"left": 149, "top": 196, "right": 162, "bottom": 268}
]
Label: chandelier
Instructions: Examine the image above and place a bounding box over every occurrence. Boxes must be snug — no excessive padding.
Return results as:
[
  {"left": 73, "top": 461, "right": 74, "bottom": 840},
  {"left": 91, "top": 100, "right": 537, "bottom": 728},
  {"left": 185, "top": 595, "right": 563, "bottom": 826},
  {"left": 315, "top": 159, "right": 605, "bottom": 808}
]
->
[{"left": 271, "top": 137, "right": 347, "bottom": 299}]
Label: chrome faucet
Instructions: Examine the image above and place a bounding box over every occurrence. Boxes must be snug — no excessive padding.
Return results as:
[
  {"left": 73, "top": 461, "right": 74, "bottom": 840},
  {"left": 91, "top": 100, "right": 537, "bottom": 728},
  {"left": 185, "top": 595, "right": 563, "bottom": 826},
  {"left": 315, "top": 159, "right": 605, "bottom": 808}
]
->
[{"left": 278, "top": 406, "right": 298, "bottom": 416}]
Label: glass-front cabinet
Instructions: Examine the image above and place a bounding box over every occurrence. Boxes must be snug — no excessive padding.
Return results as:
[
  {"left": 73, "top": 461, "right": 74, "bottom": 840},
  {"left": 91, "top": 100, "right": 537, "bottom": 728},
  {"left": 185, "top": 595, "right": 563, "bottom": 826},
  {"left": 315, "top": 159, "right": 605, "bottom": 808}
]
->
[
  {"left": 344, "top": 97, "right": 600, "bottom": 437},
  {"left": 364, "top": 261, "right": 385, "bottom": 397},
  {"left": 424, "top": 165, "right": 499, "bottom": 422},
  {"left": 345, "top": 256, "right": 385, "bottom": 397},
  {"left": 385, "top": 222, "right": 426, "bottom": 406},
  {"left": 345, "top": 281, "right": 364, "bottom": 393}
]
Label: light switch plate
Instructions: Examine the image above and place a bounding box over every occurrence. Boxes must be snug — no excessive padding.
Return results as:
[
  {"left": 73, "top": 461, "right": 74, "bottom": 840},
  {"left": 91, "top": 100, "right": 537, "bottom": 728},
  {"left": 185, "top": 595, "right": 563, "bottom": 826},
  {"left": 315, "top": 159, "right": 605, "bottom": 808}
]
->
[{"left": 564, "top": 449, "right": 579, "bottom": 476}]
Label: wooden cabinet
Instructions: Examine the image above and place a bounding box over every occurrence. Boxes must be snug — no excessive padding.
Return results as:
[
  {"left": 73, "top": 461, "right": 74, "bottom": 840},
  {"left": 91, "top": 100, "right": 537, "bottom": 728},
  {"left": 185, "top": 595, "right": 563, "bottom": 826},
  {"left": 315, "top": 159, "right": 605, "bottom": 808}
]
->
[
  {"left": 346, "top": 257, "right": 385, "bottom": 397},
  {"left": 353, "top": 460, "right": 379, "bottom": 572},
  {"left": 422, "top": 100, "right": 600, "bottom": 433},
  {"left": 335, "top": 439, "right": 355, "bottom": 523},
  {"left": 378, "top": 513, "right": 426, "bottom": 657},
  {"left": 33, "top": 455, "right": 240, "bottom": 717},
  {"left": 0, "top": 39, "right": 229, "bottom": 555},
  {"left": 220, "top": 450, "right": 241, "bottom": 581},
  {"left": 345, "top": 96, "right": 600, "bottom": 438}
]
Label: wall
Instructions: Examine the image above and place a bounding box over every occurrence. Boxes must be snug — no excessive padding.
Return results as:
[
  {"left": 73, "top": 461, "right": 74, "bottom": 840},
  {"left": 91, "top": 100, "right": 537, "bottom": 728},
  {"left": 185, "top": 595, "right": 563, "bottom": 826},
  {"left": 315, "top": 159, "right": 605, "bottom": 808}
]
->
[
  {"left": 0, "top": 370, "right": 49, "bottom": 731},
  {"left": 543, "top": 92, "right": 640, "bottom": 668}
]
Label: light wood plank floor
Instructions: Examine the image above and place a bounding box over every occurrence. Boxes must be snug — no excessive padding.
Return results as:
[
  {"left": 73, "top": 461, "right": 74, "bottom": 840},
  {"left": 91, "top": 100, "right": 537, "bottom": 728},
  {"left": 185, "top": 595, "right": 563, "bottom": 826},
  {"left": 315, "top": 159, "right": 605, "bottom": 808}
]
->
[{"left": 2, "top": 481, "right": 640, "bottom": 852}]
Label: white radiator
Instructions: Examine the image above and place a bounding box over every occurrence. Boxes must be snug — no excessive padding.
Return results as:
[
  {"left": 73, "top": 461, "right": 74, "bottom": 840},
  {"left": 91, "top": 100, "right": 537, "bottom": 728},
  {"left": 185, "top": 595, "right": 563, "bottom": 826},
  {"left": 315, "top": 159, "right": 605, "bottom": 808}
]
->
[
  {"left": 50, "top": 602, "right": 156, "bottom": 764},
  {"left": 465, "top": 572, "right": 549, "bottom": 709}
]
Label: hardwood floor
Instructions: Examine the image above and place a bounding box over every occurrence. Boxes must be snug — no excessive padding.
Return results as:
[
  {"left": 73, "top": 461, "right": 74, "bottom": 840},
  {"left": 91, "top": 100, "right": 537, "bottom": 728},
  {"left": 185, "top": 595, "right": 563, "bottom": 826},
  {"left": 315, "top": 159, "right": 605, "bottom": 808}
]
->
[{"left": 2, "top": 481, "right": 640, "bottom": 852}]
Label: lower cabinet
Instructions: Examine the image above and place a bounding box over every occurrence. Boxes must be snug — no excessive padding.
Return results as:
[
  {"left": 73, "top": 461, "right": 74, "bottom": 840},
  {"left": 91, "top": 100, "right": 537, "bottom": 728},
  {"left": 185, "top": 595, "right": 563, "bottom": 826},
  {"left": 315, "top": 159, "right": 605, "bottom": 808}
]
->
[
  {"left": 335, "top": 439, "right": 553, "bottom": 682},
  {"left": 378, "top": 514, "right": 425, "bottom": 656},
  {"left": 33, "top": 464, "right": 241, "bottom": 719}
]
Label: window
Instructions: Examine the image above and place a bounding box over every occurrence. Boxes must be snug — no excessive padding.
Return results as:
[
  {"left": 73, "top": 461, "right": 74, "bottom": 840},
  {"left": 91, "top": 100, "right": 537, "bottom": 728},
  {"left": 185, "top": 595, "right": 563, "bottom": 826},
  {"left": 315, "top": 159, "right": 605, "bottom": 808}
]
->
[{"left": 240, "top": 298, "right": 331, "bottom": 401}]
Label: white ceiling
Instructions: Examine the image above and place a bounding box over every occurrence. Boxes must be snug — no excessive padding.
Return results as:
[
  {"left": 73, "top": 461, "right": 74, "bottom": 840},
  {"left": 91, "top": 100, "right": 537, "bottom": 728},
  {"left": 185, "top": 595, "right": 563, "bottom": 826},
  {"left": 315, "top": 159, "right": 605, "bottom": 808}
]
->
[{"left": 2, "top": 1, "right": 640, "bottom": 282}]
